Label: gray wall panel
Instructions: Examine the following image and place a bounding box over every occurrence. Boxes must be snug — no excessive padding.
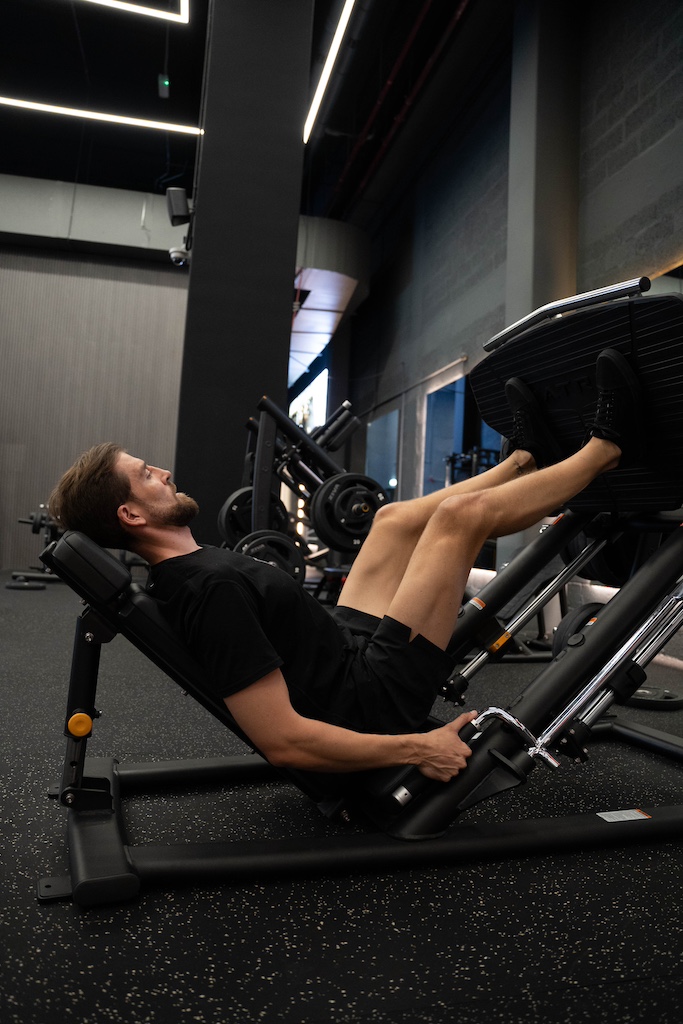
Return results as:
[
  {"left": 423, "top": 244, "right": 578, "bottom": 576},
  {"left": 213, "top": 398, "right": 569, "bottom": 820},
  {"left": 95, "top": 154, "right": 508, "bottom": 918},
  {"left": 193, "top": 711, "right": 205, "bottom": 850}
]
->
[{"left": 0, "top": 247, "right": 187, "bottom": 570}]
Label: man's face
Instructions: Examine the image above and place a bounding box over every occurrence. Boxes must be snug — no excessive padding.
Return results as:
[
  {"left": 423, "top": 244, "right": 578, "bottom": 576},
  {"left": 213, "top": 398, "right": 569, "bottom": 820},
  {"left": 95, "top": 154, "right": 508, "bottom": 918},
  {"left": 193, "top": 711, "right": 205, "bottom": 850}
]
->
[{"left": 116, "top": 453, "right": 199, "bottom": 527}]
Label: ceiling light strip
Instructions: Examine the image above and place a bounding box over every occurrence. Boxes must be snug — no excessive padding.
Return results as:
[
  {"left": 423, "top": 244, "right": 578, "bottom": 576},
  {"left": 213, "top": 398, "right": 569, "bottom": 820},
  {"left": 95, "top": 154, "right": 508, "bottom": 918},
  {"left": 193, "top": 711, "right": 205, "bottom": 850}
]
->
[
  {"left": 0, "top": 96, "right": 203, "bottom": 135},
  {"left": 76, "top": 0, "right": 190, "bottom": 23},
  {"left": 303, "top": 0, "right": 356, "bottom": 144}
]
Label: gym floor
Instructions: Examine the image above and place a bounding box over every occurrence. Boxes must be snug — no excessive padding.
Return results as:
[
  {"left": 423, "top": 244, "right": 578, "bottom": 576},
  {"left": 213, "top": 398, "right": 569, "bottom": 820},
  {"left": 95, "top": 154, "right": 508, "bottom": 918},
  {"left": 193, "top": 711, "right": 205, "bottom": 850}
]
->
[{"left": 3, "top": 570, "right": 683, "bottom": 1023}]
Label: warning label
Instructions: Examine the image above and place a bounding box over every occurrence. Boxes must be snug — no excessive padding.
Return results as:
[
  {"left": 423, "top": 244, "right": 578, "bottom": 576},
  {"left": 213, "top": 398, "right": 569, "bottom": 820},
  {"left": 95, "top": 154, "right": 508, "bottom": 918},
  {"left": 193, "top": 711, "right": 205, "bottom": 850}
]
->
[{"left": 597, "top": 808, "right": 652, "bottom": 822}]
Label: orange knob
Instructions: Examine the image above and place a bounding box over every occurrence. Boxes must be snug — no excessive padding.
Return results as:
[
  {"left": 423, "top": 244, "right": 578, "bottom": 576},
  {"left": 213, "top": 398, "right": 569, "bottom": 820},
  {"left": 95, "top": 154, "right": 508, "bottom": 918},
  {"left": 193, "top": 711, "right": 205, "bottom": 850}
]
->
[{"left": 67, "top": 712, "right": 93, "bottom": 737}]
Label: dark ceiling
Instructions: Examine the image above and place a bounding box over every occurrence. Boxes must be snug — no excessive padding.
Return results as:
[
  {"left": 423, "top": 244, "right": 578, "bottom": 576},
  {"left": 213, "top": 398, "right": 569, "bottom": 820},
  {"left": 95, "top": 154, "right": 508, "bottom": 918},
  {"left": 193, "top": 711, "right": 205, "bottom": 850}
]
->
[
  {"left": 1, "top": 0, "right": 209, "bottom": 195},
  {"left": 1, "top": 0, "right": 513, "bottom": 227}
]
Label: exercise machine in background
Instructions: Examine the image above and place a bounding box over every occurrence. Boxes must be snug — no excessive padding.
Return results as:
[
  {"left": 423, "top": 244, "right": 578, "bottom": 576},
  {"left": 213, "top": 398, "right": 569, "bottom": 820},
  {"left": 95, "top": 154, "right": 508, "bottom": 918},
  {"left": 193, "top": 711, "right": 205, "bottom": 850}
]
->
[
  {"left": 216, "top": 396, "right": 390, "bottom": 584},
  {"left": 6, "top": 505, "right": 63, "bottom": 590}
]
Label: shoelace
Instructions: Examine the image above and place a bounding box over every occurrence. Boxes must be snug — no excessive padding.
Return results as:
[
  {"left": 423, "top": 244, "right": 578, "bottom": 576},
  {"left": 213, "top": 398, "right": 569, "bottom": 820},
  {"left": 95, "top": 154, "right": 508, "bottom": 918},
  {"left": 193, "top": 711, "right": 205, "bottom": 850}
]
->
[
  {"left": 512, "top": 408, "right": 531, "bottom": 440},
  {"left": 591, "top": 390, "right": 620, "bottom": 440}
]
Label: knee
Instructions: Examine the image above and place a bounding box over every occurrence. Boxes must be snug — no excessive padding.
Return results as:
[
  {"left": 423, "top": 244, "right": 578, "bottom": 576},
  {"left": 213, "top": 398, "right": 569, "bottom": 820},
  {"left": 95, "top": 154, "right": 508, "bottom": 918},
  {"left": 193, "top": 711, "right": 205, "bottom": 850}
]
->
[
  {"left": 369, "top": 499, "right": 423, "bottom": 540},
  {"left": 431, "top": 491, "right": 492, "bottom": 537}
]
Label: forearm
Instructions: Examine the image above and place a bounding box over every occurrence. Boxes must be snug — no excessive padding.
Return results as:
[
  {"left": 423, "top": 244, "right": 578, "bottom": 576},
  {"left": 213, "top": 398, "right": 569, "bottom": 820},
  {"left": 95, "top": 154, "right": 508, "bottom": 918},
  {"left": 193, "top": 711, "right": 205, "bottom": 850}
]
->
[
  {"left": 224, "top": 670, "right": 476, "bottom": 781},
  {"left": 258, "top": 711, "right": 478, "bottom": 782},
  {"left": 267, "top": 716, "right": 429, "bottom": 773}
]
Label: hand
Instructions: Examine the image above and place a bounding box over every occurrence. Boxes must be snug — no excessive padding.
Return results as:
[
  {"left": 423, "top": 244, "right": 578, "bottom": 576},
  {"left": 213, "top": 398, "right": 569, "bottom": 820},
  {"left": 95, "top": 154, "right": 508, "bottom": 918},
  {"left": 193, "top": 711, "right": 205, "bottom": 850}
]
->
[{"left": 416, "top": 710, "right": 478, "bottom": 782}]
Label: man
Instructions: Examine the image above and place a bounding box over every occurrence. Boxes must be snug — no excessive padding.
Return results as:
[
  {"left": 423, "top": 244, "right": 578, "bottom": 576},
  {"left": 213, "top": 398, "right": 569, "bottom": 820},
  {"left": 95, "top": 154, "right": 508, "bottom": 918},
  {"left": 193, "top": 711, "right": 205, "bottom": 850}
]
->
[{"left": 49, "top": 349, "right": 641, "bottom": 784}]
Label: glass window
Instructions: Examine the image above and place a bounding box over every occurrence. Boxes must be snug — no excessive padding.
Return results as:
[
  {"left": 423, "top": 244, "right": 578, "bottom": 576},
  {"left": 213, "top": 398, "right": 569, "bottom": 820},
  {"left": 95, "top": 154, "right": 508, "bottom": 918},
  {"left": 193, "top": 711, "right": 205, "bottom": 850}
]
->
[
  {"left": 366, "top": 408, "right": 399, "bottom": 500},
  {"left": 289, "top": 369, "right": 329, "bottom": 431},
  {"left": 423, "top": 377, "right": 501, "bottom": 495}
]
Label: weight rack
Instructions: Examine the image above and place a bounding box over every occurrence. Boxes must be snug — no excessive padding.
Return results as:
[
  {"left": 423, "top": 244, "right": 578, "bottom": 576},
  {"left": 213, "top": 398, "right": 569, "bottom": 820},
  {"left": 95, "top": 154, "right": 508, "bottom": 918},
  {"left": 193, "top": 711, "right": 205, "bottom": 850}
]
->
[{"left": 217, "top": 396, "right": 390, "bottom": 561}]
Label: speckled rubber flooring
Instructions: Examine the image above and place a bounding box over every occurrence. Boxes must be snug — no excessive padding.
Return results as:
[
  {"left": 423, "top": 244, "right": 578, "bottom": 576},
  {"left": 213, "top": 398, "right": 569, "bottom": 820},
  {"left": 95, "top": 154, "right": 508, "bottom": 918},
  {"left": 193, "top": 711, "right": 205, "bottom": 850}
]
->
[{"left": 4, "top": 570, "right": 683, "bottom": 1023}]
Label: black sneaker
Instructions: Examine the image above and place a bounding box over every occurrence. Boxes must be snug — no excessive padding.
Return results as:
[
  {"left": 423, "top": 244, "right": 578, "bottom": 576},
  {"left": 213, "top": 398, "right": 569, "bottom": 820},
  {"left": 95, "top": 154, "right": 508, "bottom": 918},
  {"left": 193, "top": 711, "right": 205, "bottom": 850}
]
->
[
  {"left": 504, "top": 377, "right": 563, "bottom": 468},
  {"left": 589, "top": 349, "right": 643, "bottom": 464}
]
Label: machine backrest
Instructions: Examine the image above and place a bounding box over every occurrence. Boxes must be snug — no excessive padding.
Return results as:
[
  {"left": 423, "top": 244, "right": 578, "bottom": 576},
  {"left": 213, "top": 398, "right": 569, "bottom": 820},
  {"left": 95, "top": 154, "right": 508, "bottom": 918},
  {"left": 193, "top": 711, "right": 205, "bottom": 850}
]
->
[{"left": 40, "top": 532, "right": 250, "bottom": 739}]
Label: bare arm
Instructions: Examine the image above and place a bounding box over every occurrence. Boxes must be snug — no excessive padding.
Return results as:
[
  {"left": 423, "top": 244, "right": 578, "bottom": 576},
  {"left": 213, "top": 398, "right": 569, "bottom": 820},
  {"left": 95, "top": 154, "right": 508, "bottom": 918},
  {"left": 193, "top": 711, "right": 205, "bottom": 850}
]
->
[{"left": 224, "top": 668, "right": 477, "bottom": 782}]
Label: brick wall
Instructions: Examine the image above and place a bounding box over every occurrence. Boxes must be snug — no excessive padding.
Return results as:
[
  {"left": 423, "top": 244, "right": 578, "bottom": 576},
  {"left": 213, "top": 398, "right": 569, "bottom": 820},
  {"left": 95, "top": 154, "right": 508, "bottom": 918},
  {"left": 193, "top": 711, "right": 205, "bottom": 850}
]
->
[{"left": 579, "top": 0, "right": 683, "bottom": 285}]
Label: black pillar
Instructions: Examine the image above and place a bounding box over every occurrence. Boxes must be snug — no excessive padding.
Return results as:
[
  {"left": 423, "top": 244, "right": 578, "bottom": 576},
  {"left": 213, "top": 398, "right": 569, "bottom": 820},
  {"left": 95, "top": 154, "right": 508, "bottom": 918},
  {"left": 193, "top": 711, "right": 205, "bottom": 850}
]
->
[{"left": 175, "top": 0, "right": 314, "bottom": 543}]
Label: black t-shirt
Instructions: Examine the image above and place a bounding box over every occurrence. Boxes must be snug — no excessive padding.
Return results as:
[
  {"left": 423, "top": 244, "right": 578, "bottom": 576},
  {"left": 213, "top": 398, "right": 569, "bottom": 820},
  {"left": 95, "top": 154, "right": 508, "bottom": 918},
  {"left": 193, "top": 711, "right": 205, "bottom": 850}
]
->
[{"left": 147, "top": 546, "right": 347, "bottom": 720}]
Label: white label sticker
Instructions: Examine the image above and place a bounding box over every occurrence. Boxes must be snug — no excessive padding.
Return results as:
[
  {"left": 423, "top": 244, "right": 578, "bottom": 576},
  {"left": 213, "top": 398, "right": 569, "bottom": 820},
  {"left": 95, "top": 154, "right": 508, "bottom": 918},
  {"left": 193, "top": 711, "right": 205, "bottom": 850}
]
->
[{"left": 597, "top": 808, "right": 651, "bottom": 822}]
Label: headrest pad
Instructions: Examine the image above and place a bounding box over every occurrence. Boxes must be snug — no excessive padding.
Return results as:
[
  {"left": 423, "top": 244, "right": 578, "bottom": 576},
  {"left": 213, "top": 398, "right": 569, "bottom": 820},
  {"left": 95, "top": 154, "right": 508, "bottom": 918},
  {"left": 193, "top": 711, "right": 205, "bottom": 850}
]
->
[{"left": 42, "top": 531, "right": 132, "bottom": 604}]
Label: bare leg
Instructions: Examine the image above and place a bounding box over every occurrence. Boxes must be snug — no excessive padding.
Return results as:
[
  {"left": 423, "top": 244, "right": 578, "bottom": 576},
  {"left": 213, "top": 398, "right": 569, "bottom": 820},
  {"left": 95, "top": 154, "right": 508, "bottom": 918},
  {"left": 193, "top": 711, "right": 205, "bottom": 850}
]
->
[
  {"left": 382, "top": 447, "right": 537, "bottom": 527},
  {"left": 341, "top": 436, "right": 620, "bottom": 648},
  {"left": 338, "top": 448, "right": 536, "bottom": 617}
]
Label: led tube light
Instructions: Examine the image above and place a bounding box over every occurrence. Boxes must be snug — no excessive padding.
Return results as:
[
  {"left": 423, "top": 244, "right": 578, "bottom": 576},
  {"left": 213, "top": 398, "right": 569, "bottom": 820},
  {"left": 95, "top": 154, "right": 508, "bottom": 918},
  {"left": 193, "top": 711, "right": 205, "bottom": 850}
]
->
[
  {"left": 0, "top": 96, "right": 203, "bottom": 134},
  {"left": 303, "top": 0, "right": 356, "bottom": 144},
  {"left": 75, "top": 0, "right": 190, "bottom": 23}
]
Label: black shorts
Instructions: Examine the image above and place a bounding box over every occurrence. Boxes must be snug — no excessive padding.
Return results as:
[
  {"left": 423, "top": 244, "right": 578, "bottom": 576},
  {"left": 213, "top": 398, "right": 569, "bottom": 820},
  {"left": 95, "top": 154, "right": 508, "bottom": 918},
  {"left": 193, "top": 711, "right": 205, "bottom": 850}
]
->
[{"left": 325, "top": 606, "right": 455, "bottom": 734}]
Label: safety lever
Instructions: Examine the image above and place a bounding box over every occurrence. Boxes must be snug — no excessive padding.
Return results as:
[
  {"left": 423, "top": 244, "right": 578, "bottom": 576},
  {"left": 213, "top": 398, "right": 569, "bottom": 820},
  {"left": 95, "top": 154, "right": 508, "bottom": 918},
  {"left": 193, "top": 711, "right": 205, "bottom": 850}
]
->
[{"left": 472, "top": 707, "right": 561, "bottom": 769}]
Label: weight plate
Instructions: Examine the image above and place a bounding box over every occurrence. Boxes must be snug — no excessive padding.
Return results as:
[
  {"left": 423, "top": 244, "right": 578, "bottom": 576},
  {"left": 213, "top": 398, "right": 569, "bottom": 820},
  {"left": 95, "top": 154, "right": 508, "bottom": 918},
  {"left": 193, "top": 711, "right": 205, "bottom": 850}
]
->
[
  {"left": 26, "top": 508, "right": 50, "bottom": 534},
  {"left": 552, "top": 602, "right": 604, "bottom": 658},
  {"left": 309, "top": 473, "right": 389, "bottom": 553},
  {"left": 234, "top": 530, "right": 306, "bottom": 584},
  {"left": 217, "top": 487, "right": 289, "bottom": 546}
]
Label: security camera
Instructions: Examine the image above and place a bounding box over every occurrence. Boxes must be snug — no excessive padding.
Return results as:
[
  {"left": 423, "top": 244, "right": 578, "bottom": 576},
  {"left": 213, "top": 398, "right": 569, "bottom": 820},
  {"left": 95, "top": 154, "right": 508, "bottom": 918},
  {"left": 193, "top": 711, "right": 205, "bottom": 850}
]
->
[
  {"left": 169, "top": 247, "right": 190, "bottom": 267},
  {"left": 166, "top": 187, "right": 192, "bottom": 226}
]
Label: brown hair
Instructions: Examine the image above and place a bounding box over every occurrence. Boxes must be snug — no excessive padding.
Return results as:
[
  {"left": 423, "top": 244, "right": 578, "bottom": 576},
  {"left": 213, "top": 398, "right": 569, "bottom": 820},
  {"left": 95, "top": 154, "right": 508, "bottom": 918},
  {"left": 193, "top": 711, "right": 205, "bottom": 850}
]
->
[{"left": 49, "top": 443, "right": 133, "bottom": 549}]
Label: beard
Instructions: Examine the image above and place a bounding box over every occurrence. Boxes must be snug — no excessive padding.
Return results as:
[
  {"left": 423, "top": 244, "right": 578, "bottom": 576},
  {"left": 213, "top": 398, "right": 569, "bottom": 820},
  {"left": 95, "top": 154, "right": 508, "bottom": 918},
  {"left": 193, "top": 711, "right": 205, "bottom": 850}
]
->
[{"left": 153, "top": 491, "right": 200, "bottom": 528}]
